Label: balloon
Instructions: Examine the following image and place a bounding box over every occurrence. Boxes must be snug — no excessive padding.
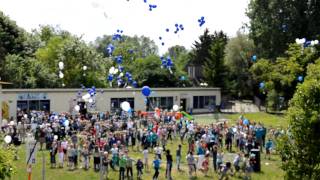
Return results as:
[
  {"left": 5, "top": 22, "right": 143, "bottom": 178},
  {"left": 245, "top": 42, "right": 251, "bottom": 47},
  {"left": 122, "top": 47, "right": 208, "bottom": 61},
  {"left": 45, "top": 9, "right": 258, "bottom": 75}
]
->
[
  {"left": 114, "top": 68, "right": 119, "bottom": 74},
  {"left": 4, "top": 135, "right": 12, "bottom": 144},
  {"left": 166, "top": 28, "right": 169, "bottom": 32},
  {"left": 173, "top": 105, "right": 179, "bottom": 111},
  {"left": 159, "top": 36, "right": 162, "bottom": 40},
  {"left": 108, "top": 74, "right": 113, "bottom": 81},
  {"left": 109, "top": 67, "right": 115, "bottom": 74},
  {"left": 298, "top": 76, "right": 303, "bottom": 82},
  {"left": 161, "top": 42, "right": 165, "bottom": 46},
  {"left": 259, "top": 82, "right": 265, "bottom": 89},
  {"left": 121, "top": 101, "right": 131, "bottom": 112},
  {"left": 54, "top": 135, "right": 58, "bottom": 140},
  {"left": 141, "top": 86, "right": 151, "bottom": 96},
  {"left": 59, "top": 72, "right": 64, "bottom": 79},
  {"left": 132, "top": 81, "right": 138, "bottom": 88},
  {"left": 83, "top": 66, "right": 87, "bottom": 71},
  {"left": 82, "top": 93, "right": 91, "bottom": 101},
  {"left": 88, "top": 98, "right": 93, "bottom": 103},
  {"left": 119, "top": 72, "right": 124, "bottom": 77},
  {"left": 252, "top": 55, "right": 257, "bottom": 61},
  {"left": 58, "top": 61, "right": 64, "bottom": 70},
  {"left": 64, "top": 120, "right": 69, "bottom": 127},
  {"left": 243, "top": 119, "right": 249, "bottom": 125},
  {"left": 74, "top": 105, "right": 80, "bottom": 112}
]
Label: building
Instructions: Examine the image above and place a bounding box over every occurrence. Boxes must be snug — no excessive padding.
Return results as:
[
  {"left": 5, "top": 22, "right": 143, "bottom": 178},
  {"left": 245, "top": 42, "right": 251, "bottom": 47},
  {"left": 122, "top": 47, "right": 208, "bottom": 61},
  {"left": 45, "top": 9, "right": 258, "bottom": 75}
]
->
[{"left": 0, "top": 87, "right": 221, "bottom": 119}]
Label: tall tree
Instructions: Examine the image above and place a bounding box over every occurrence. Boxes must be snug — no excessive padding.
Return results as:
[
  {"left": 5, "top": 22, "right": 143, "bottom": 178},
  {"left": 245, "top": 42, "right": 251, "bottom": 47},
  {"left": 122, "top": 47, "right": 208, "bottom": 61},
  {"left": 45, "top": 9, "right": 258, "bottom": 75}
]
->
[
  {"left": 202, "top": 31, "right": 228, "bottom": 88},
  {"left": 0, "top": 11, "right": 26, "bottom": 79},
  {"left": 278, "top": 59, "right": 320, "bottom": 179},
  {"left": 247, "top": 0, "right": 320, "bottom": 59},
  {"left": 224, "top": 32, "right": 255, "bottom": 97}
]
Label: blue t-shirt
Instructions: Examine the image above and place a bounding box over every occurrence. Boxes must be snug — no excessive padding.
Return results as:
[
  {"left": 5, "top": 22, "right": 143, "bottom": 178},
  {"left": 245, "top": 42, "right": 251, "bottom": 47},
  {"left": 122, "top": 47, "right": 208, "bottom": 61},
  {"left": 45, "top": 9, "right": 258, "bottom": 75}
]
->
[{"left": 153, "top": 159, "right": 161, "bottom": 169}]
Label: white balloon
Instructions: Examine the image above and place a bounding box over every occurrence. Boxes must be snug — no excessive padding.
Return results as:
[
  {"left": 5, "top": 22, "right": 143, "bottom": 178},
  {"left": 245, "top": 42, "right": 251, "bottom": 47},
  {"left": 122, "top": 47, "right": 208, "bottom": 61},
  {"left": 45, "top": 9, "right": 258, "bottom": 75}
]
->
[
  {"left": 74, "top": 105, "right": 80, "bottom": 112},
  {"left": 83, "top": 65, "right": 88, "bottom": 71},
  {"left": 59, "top": 72, "right": 64, "bottom": 79},
  {"left": 295, "top": 38, "right": 300, "bottom": 44},
  {"left": 173, "top": 105, "right": 179, "bottom": 111},
  {"left": 88, "top": 98, "right": 93, "bottom": 103},
  {"left": 314, "top": 40, "right": 319, "bottom": 45},
  {"left": 54, "top": 135, "right": 58, "bottom": 140},
  {"left": 114, "top": 68, "right": 119, "bottom": 74},
  {"left": 119, "top": 72, "right": 124, "bottom": 77},
  {"left": 121, "top": 101, "right": 131, "bottom": 112},
  {"left": 58, "top": 62, "right": 64, "bottom": 70},
  {"left": 24, "top": 114, "right": 28, "bottom": 119},
  {"left": 109, "top": 67, "right": 115, "bottom": 74},
  {"left": 301, "top": 38, "right": 306, "bottom": 44},
  {"left": 9, "top": 121, "right": 15, "bottom": 126},
  {"left": 82, "top": 93, "right": 91, "bottom": 101},
  {"left": 126, "top": 86, "right": 132, "bottom": 89},
  {"left": 4, "top": 135, "right": 12, "bottom": 144}
]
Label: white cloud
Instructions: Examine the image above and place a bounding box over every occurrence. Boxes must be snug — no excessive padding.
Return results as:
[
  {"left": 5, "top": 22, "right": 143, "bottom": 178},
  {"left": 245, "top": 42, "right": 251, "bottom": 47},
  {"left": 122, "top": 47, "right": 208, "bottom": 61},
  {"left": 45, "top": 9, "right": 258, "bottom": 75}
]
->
[{"left": 0, "top": 0, "right": 249, "bottom": 54}]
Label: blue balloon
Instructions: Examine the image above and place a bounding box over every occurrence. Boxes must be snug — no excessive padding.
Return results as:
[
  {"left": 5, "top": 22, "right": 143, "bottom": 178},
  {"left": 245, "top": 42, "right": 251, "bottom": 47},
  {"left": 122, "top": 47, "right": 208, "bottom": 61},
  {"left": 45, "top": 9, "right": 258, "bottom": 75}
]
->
[
  {"left": 159, "top": 36, "right": 162, "bottom": 40},
  {"left": 132, "top": 81, "right": 138, "bottom": 88},
  {"left": 119, "top": 65, "right": 124, "bottom": 72},
  {"left": 143, "top": 0, "right": 147, "bottom": 3},
  {"left": 166, "top": 28, "right": 169, "bottom": 32},
  {"left": 161, "top": 42, "right": 165, "bottom": 46},
  {"left": 141, "top": 86, "right": 151, "bottom": 96},
  {"left": 116, "top": 56, "right": 123, "bottom": 64},
  {"left": 180, "top": 76, "right": 186, "bottom": 81},
  {"left": 243, "top": 119, "right": 249, "bottom": 125},
  {"left": 107, "top": 74, "right": 113, "bottom": 81},
  {"left": 252, "top": 55, "right": 257, "bottom": 61},
  {"left": 128, "top": 49, "right": 134, "bottom": 54},
  {"left": 298, "top": 76, "right": 303, "bottom": 82},
  {"left": 125, "top": 72, "right": 131, "bottom": 78},
  {"left": 259, "top": 82, "right": 265, "bottom": 89},
  {"left": 175, "top": 23, "right": 179, "bottom": 27}
]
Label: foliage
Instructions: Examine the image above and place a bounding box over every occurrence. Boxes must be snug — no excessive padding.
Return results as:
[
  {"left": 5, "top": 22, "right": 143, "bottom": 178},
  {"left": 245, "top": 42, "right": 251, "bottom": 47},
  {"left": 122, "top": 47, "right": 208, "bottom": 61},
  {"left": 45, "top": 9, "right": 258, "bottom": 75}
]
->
[
  {"left": 250, "top": 44, "right": 319, "bottom": 111},
  {"left": 278, "top": 59, "right": 320, "bottom": 179},
  {"left": 0, "top": 137, "right": 16, "bottom": 180},
  {"left": 247, "top": 0, "right": 320, "bottom": 59},
  {"left": 224, "top": 32, "right": 255, "bottom": 97}
]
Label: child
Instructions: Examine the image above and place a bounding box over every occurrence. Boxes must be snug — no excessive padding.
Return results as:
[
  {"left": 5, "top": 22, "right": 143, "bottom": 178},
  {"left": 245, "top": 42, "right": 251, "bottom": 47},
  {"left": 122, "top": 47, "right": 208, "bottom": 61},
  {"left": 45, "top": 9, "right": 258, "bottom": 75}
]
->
[
  {"left": 153, "top": 156, "right": 161, "bottom": 180},
  {"left": 119, "top": 154, "right": 127, "bottom": 180},
  {"left": 201, "top": 154, "right": 210, "bottom": 177},
  {"left": 102, "top": 152, "right": 109, "bottom": 180},
  {"left": 50, "top": 146, "right": 57, "bottom": 168},
  {"left": 136, "top": 159, "right": 144, "bottom": 180},
  {"left": 265, "top": 139, "right": 273, "bottom": 160},
  {"left": 58, "top": 142, "right": 64, "bottom": 168},
  {"left": 219, "top": 162, "right": 233, "bottom": 180},
  {"left": 143, "top": 146, "right": 149, "bottom": 171},
  {"left": 186, "top": 151, "right": 197, "bottom": 178},
  {"left": 176, "top": 144, "right": 182, "bottom": 171},
  {"left": 82, "top": 145, "right": 90, "bottom": 170}
]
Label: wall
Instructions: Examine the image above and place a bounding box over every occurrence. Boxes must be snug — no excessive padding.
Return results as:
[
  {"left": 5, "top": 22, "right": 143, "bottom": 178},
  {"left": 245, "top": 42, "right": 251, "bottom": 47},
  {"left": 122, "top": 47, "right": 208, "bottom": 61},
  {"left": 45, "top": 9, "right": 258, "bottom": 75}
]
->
[{"left": 1, "top": 88, "right": 221, "bottom": 118}]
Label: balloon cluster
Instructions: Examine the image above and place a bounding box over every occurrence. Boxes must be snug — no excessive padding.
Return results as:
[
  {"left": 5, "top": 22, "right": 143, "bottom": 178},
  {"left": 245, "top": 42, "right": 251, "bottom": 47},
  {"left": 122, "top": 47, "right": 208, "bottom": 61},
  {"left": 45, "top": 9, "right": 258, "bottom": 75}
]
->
[
  {"left": 108, "top": 66, "right": 138, "bottom": 88},
  {"left": 79, "top": 86, "right": 97, "bottom": 110},
  {"left": 295, "top": 38, "right": 319, "bottom": 48},
  {"left": 198, "top": 16, "right": 206, "bottom": 27},
  {"left": 112, "top": 29, "right": 123, "bottom": 41},
  {"left": 148, "top": 4, "right": 157, "bottom": 11},
  {"left": 173, "top": 23, "right": 184, "bottom": 34},
  {"left": 106, "top": 44, "right": 115, "bottom": 56},
  {"left": 160, "top": 56, "right": 174, "bottom": 74}
]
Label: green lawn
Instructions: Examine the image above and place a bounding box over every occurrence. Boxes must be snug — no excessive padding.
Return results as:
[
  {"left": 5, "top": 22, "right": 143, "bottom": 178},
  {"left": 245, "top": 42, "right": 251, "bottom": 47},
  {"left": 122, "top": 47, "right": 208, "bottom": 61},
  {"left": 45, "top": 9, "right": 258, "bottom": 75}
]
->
[{"left": 10, "top": 112, "right": 286, "bottom": 180}]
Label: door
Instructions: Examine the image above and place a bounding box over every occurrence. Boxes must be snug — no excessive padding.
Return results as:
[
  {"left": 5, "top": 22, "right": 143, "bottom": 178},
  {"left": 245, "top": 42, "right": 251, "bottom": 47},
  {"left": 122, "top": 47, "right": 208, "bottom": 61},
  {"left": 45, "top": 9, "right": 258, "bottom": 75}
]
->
[{"left": 180, "top": 99, "right": 186, "bottom": 112}]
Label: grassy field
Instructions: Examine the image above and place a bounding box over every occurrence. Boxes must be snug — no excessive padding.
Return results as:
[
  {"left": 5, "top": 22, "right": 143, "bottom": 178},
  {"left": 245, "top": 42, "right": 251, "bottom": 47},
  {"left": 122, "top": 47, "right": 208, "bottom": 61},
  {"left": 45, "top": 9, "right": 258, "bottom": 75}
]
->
[{"left": 10, "top": 112, "right": 286, "bottom": 180}]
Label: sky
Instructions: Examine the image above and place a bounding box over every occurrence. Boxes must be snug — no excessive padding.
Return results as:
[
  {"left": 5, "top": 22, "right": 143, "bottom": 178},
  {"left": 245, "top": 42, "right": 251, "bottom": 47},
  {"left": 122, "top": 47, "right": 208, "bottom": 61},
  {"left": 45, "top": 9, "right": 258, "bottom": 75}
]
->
[{"left": 0, "top": 0, "right": 249, "bottom": 54}]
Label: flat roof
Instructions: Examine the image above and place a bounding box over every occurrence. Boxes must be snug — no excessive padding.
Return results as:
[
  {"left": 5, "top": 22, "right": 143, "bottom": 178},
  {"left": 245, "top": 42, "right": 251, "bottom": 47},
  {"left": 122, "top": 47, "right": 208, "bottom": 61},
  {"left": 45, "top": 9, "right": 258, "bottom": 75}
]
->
[
  {"left": 0, "top": 81, "right": 12, "bottom": 85},
  {"left": 2, "top": 87, "right": 220, "bottom": 93}
]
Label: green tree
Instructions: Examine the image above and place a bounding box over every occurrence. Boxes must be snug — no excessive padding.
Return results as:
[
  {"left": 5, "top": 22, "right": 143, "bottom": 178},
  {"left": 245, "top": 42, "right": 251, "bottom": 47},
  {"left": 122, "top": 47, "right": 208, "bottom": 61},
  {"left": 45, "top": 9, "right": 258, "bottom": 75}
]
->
[
  {"left": 0, "top": 11, "right": 26, "bottom": 79},
  {"left": 224, "top": 32, "right": 255, "bottom": 97},
  {"left": 278, "top": 59, "right": 320, "bottom": 179},
  {"left": 247, "top": 0, "right": 320, "bottom": 59},
  {"left": 202, "top": 31, "right": 228, "bottom": 88}
]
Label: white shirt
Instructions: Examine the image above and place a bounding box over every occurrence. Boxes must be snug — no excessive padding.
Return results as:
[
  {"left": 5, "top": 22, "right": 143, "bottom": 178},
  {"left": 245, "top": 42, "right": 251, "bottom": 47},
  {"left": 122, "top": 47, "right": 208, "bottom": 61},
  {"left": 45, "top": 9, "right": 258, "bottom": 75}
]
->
[{"left": 143, "top": 149, "right": 149, "bottom": 159}]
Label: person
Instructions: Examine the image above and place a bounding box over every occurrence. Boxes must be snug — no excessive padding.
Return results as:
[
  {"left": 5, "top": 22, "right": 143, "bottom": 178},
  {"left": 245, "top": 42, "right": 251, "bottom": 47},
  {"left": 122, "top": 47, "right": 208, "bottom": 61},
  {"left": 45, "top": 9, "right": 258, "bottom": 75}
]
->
[
  {"left": 50, "top": 145, "right": 57, "bottom": 168},
  {"left": 265, "top": 139, "right": 273, "bottom": 160},
  {"left": 219, "top": 162, "right": 233, "bottom": 180},
  {"left": 93, "top": 146, "right": 101, "bottom": 171},
  {"left": 212, "top": 145, "right": 218, "bottom": 171},
  {"left": 165, "top": 150, "right": 173, "bottom": 180},
  {"left": 233, "top": 153, "right": 241, "bottom": 176},
  {"left": 142, "top": 146, "right": 149, "bottom": 171},
  {"left": 126, "top": 154, "right": 134, "bottom": 179},
  {"left": 201, "top": 153, "right": 209, "bottom": 177},
  {"left": 81, "top": 145, "right": 90, "bottom": 170},
  {"left": 153, "top": 155, "right": 161, "bottom": 180},
  {"left": 186, "top": 151, "right": 196, "bottom": 178},
  {"left": 73, "top": 145, "right": 79, "bottom": 169},
  {"left": 119, "top": 154, "right": 127, "bottom": 180},
  {"left": 225, "top": 129, "right": 233, "bottom": 152},
  {"left": 111, "top": 144, "right": 119, "bottom": 170},
  {"left": 216, "top": 150, "right": 224, "bottom": 171},
  {"left": 154, "top": 145, "right": 163, "bottom": 160},
  {"left": 102, "top": 152, "right": 110, "bottom": 179},
  {"left": 136, "top": 159, "right": 144, "bottom": 180},
  {"left": 58, "top": 142, "right": 64, "bottom": 168},
  {"left": 176, "top": 144, "right": 182, "bottom": 171}
]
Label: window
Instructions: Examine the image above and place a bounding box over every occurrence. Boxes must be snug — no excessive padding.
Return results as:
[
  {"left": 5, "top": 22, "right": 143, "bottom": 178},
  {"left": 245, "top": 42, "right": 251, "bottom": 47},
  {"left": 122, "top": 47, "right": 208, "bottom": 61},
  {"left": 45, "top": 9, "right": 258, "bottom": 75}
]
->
[
  {"left": 111, "top": 98, "right": 134, "bottom": 112},
  {"left": 17, "top": 100, "right": 50, "bottom": 112},
  {"left": 193, "top": 96, "right": 216, "bottom": 109},
  {"left": 147, "top": 97, "right": 173, "bottom": 111}
]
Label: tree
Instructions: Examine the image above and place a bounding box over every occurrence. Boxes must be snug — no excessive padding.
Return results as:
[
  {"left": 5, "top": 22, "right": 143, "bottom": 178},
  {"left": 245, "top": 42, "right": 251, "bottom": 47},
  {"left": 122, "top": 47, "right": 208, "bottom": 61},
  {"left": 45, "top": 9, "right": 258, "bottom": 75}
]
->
[
  {"left": 189, "top": 29, "right": 214, "bottom": 66},
  {"left": 224, "top": 32, "right": 255, "bottom": 97},
  {"left": 247, "top": 0, "right": 320, "bottom": 59},
  {"left": 0, "top": 138, "right": 15, "bottom": 180},
  {"left": 278, "top": 59, "right": 320, "bottom": 179},
  {"left": 0, "top": 11, "right": 26, "bottom": 79},
  {"left": 202, "top": 31, "right": 228, "bottom": 88}
]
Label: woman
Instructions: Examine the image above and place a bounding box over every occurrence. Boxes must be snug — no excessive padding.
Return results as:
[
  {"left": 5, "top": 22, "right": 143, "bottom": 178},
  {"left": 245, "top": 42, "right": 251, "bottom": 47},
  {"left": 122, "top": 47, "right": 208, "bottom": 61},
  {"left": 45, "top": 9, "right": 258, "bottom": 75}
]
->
[{"left": 57, "top": 142, "right": 64, "bottom": 168}]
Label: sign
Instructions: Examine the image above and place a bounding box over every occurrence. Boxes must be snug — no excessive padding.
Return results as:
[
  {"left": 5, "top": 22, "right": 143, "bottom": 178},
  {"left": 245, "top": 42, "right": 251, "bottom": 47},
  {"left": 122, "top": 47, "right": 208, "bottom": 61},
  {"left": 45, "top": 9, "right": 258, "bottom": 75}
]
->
[
  {"left": 26, "top": 140, "right": 37, "bottom": 165},
  {"left": 18, "top": 93, "right": 48, "bottom": 100}
]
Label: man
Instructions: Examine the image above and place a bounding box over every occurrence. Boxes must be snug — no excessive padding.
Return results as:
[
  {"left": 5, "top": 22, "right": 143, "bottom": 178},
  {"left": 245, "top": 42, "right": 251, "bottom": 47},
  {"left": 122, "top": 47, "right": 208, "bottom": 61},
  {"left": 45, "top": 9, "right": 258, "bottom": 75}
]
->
[
  {"left": 165, "top": 150, "right": 173, "bottom": 180},
  {"left": 119, "top": 154, "right": 127, "bottom": 180},
  {"left": 176, "top": 144, "right": 182, "bottom": 171},
  {"left": 186, "top": 151, "right": 196, "bottom": 178}
]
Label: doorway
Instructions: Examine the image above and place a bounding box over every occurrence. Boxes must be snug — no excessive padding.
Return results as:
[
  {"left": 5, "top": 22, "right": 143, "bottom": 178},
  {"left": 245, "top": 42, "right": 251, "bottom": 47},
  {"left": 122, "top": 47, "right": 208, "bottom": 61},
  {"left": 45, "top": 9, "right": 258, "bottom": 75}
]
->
[{"left": 180, "top": 98, "right": 187, "bottom": 112}]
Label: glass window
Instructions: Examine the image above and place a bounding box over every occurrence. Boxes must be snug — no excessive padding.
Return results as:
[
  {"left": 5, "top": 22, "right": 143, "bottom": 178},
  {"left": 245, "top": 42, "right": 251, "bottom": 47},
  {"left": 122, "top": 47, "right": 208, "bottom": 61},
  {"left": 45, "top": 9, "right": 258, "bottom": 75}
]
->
[
  {"left": 199, "top": 96, "right": 204, "bottom": 108},
  {"left": 40, "top": 100, "right": 50, "bottom": 112},
  {"left": 29, "top": 100, "right": 40, "bottom": 111},
  {"left": 193, "top": 96, "right": 198, "bottom": 109},
  {"left": 17, "top": 101, "right": 28, "bottom": 111},
  {"left": 193, "top": 96, "right": 216, "bottom": 109}
]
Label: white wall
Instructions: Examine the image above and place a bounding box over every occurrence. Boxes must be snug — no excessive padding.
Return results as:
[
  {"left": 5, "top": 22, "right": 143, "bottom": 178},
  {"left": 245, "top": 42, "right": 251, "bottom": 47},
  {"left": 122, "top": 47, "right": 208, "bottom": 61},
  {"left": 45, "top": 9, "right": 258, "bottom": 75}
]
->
[{"left": 1, "top": 88, "right": 221, "bottom": 118}]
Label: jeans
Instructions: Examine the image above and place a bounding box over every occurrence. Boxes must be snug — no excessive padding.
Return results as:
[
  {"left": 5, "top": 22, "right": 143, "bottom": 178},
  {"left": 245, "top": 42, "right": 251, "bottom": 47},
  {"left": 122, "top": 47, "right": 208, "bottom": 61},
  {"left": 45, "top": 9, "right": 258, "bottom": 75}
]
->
[
  {"left": 176, "top": 156, "right": 181, "bottom": 170},
  {"left": 153, "top": 167, "right": 159, "bottom": 179},
  {"left": 119, "top": 167, "right": 125, "bottom": 180},
  {"left": 166, "top": 162, "right": 172, "bottom": 179}
]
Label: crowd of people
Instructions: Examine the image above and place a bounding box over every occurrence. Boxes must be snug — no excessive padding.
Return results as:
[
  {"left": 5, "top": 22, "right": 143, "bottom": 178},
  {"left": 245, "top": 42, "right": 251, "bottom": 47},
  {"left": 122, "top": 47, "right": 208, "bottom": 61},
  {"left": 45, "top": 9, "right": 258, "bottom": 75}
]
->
[{"left": 0, "top": 108, "right": 286, "bottom": 180}]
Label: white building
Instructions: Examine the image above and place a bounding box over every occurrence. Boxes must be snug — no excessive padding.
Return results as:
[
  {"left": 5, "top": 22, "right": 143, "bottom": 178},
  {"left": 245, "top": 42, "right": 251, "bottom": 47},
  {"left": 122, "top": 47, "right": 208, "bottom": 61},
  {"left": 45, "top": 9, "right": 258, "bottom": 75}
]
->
[{"left": 0, "top": 87, "right": 221, "bottom": 119}]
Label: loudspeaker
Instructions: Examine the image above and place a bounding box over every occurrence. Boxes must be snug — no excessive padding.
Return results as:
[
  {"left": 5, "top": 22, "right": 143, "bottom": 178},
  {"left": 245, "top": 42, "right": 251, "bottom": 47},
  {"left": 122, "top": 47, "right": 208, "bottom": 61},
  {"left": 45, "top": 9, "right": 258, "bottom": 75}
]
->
[{"left": 250, "top": 148, "right": 261, "bottom": 172}]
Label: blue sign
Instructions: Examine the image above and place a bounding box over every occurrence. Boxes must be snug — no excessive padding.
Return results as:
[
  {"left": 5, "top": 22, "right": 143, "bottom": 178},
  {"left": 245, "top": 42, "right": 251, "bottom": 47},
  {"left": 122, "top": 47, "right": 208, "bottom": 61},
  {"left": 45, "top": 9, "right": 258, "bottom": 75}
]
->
[{"left": 18, "top": 93, "right": 48, "bottom": 100}]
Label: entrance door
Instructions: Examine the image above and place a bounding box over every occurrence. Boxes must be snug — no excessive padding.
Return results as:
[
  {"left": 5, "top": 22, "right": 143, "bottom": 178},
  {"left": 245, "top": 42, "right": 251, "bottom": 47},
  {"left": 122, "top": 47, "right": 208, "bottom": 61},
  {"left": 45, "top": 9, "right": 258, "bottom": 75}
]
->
[{"left": 180, "top": 99, "right": 187, "bottom": 112}]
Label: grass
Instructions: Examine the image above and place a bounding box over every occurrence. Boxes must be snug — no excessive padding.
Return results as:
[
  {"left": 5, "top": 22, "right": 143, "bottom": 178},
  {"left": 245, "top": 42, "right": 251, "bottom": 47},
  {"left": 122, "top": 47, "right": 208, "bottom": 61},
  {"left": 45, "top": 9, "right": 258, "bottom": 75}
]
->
[{"left": 10, "top": 112, "right": 286, "bottom": 180}]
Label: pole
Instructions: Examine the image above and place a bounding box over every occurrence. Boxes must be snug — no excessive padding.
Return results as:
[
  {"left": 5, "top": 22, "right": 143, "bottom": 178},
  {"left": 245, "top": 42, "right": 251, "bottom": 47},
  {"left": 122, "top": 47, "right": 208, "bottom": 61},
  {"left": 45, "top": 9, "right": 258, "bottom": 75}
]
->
[
  {"left": 99, "top": 151, "right": 103, "bottom": 180},
  {"left": 42, "top": 150, "right": 45, "bottom": 180},
  {"left": 27, "top": 165, "right": 32, "bottom": 180}
]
